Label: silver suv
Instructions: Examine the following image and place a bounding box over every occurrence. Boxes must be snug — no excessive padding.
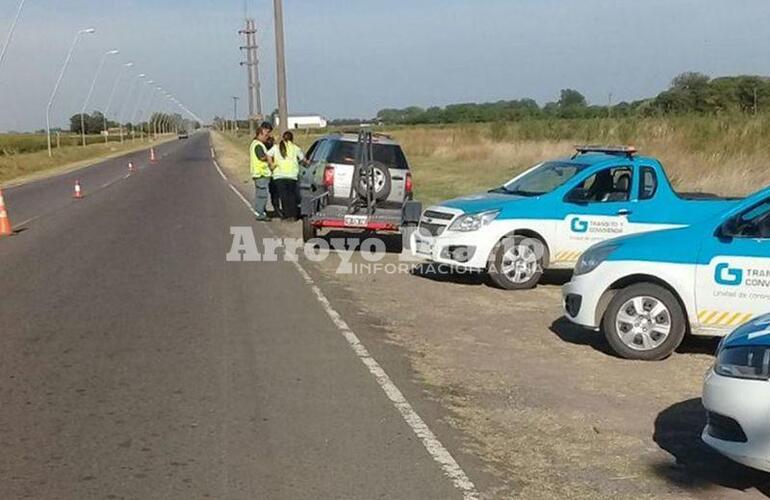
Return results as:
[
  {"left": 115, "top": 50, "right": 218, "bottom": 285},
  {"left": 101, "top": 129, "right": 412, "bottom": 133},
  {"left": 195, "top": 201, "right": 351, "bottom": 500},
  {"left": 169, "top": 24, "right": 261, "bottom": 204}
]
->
[{"left": 299, "top": 131, "right": 422, "bottom": 241}]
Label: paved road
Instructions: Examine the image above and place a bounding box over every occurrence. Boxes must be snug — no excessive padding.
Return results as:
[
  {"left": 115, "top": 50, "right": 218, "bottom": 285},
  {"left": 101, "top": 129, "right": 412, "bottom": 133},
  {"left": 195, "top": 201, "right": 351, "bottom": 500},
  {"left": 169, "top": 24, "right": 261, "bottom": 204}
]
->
[{"left": 0, "top": 133, "right": 472, "bottom": 499}]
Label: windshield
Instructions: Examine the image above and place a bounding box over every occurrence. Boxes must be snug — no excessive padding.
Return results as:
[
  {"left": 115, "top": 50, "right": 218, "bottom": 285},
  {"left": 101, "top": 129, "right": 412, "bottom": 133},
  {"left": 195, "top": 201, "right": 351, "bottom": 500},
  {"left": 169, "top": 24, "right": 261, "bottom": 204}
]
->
[{"left": 494, "top": 161, "right": 587, "bottom": 196}]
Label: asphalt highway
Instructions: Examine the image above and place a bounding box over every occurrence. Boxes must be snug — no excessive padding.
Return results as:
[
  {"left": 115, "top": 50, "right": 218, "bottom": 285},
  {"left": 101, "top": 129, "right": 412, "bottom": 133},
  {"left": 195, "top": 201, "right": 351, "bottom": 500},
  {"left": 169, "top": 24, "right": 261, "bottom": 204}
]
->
[{"left": 0, "top": 133, "right": 474, "bottom": 499}]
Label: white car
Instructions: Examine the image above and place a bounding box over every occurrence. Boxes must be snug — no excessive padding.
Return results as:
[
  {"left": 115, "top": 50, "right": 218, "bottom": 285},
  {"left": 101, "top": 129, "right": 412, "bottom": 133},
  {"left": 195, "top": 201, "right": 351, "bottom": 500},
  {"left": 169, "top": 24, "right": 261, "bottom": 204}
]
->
[{"left": 702, "top": 314, "right": 770, "bottom": 472}]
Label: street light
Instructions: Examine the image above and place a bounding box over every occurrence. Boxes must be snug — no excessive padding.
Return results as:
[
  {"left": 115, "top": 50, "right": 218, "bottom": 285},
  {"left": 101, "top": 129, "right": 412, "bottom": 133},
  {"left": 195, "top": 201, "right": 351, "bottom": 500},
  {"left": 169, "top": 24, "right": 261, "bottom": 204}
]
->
[
  {"left": 132, "top": 79, "right": 153, "bottom": 140},
  {"left": 81, "top": 49, "right": 119, "bottom": 147},
  {"left": 118, "top": 72, "right": 144, "bottom": 142},
  {"left": 103, "top": 61, "right": 133, "bottom": 144},
  {"left": 46, "top": 27, "right": 96, "bottom": 157},
  {"left": 0, "top": 0, "right": 27, "bottom": 80}
]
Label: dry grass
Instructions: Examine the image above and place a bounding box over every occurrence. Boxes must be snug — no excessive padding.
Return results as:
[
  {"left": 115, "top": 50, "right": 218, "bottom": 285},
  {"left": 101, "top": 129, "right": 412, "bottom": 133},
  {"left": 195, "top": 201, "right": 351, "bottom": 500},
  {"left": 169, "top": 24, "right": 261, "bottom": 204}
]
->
[
  {"left": 214, "top": 117, "right": 770, "bottom": 207},
  {"left": 0, "top": 135, "right": 176, "bottom": 186}
]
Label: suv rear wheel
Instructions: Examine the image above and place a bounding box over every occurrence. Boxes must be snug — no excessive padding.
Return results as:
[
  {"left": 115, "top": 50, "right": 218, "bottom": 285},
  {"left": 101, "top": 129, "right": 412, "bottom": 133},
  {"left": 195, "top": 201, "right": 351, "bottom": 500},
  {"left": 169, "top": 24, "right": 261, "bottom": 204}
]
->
[{"left": 602, "top": 283, "right": 686, "bottom": 361}]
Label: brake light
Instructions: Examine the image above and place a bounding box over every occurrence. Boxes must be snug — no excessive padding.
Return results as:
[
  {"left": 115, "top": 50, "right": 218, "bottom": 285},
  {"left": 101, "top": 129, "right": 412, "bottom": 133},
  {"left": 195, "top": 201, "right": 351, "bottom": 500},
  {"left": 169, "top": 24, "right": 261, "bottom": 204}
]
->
[
  {"left": 323, "top": 165, "right": 334, "bottom": 187},
  {"left": 405, "top": 172, "right": 413, "bottom": 194}
]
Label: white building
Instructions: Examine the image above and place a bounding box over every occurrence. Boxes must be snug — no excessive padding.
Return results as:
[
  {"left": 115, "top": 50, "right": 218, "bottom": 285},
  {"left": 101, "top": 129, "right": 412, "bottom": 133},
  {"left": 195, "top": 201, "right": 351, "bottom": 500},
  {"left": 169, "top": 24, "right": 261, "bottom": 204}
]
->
[{"left": 274, "top": 115, "right": 328, "bottom": 130}]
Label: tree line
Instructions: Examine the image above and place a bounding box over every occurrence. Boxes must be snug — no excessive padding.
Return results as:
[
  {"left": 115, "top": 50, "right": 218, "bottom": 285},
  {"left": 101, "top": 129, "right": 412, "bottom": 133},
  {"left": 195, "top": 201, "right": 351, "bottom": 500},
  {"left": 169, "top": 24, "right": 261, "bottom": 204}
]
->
[
  {"left": 68, "top": 111, "right": 193, "bottom": 135},
  {"left": 375, "top": 73, "right": 770, "bottom": 124}
]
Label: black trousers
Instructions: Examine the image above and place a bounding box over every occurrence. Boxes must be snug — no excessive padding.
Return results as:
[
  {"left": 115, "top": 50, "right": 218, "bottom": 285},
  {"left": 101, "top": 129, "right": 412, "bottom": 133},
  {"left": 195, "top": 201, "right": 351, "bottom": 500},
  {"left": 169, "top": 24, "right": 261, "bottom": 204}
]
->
[
  {"left": 273, "top": 178, "right": 298, "bottom": 220},
  {"left": 268, "top": 179, "right": 281, "bottom": 217}
]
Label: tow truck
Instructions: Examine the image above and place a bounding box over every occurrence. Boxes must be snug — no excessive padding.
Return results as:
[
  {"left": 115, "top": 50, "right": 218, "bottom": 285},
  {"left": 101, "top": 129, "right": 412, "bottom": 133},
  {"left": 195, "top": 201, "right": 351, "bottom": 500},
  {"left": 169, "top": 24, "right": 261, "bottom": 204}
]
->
[{"left": 411, "top": 145, "right": 740, "bottom": 289}]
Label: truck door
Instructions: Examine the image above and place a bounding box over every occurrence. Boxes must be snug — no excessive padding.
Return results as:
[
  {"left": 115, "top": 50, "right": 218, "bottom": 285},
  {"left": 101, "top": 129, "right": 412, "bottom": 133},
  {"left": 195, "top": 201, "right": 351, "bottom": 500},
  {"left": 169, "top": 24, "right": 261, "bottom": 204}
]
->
[
  {"left": 695, "top": 196, "right": 770, "bottom": 332},
  {"left": 555, "top": 165, "right": 635, "bottom": 265}
]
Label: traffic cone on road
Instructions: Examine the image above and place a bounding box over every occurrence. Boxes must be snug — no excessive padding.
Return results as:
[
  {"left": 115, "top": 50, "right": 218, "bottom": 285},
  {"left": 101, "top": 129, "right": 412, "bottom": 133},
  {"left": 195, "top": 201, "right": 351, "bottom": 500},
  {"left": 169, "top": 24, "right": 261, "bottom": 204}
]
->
[
  {"left": 73, "top": 181, "right": 84, "bottom": 199},
  {"left": 128, "top": 161, "right": 134, "bottom": 174},
  {"left": 0, "top": 188, "right": 13, "bottom": 236},
  {"left": 149, "top": 148, "right": 157, "bottom": 164}
]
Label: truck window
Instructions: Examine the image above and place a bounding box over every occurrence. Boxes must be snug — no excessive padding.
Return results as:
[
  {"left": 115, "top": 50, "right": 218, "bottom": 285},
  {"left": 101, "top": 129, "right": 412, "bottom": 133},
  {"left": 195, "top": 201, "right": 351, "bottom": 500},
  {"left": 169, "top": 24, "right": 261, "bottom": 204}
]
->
[
  {"left": 311, "top": 140, "right": 332, "bottom": 162},
  {"left": 327, "top": 141, "right": 409, "bottom": 170},
  {"left": 735, "top": 198, "right": 770, "bottom": 239},
  {"left": 570, "top": 166, "right": 633, "bottom": 203},
  {"left": 640, "top": 167, "right": 658, "bottom": 200},
  {"left": 306, "top": 141, "right": 319, "bottom": 160}
]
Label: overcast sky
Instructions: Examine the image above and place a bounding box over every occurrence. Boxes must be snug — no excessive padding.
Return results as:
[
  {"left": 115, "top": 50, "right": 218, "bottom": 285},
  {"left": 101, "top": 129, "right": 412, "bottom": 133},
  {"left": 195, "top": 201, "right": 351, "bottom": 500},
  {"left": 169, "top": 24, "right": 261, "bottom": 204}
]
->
[{"left": 0, "top": 0, "right": 769, "bottom": 132}]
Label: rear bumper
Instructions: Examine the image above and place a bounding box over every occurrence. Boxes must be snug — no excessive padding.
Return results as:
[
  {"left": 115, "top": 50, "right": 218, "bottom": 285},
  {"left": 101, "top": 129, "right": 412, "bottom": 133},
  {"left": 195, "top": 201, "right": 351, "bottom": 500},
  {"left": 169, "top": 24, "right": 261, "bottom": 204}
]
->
[{"left": 310, "top": 205, "right": 405, "bottom": 232}]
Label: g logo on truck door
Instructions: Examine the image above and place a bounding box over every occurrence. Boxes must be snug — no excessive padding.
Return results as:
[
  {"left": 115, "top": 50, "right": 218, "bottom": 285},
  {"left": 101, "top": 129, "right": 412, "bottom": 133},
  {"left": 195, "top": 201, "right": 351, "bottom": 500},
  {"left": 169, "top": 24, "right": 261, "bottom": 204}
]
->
[
  {"left": 715, "top": 263, "right": 744, "bottom": 286},
  {"left": 570, "top": 217, "right": 589, "bottom": 233}
]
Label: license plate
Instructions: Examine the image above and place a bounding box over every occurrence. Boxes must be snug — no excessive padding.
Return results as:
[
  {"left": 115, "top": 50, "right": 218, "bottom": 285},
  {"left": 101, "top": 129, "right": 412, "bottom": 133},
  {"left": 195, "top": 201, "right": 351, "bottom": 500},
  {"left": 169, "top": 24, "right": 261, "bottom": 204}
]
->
[
  {"left": 344, "top": 214, "right": 369, "bottom": 227},
  {"left": 415, "top": 237, "right": 433, "bottom": 256}
]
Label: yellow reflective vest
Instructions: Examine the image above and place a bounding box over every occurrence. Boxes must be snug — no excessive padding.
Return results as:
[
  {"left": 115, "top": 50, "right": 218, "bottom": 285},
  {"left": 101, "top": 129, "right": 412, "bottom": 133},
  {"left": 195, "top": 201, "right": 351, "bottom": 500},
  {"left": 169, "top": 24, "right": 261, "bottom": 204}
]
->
[
  {"left": 250, "top": 140, "right": 271, "bottom": 178},
  {"left": 272, "top": 142, "right": 301, "bottom": 180}
]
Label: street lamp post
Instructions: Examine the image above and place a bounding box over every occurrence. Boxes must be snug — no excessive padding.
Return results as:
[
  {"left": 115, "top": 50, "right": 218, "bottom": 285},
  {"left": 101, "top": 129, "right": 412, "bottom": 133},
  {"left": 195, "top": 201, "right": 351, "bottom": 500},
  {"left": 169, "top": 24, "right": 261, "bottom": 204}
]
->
[
  {"left": 0, "top": 0, "right": 27, "bottom": 79},
  {"left": 118, "top": 73, "right": 144, "bottom": 143},
  {"left": 81, "top": 49, "right": 119, "bottom": 147},
  {"left": 46, "top": 28, "right": 95, "bottom": 157},
  {"left": 104, "top": 62, "right": 133, "bottom": 144},
  {"left": 133, "top": 80, "right": 154, "bottom": 141},
  {"left": 130, "top": 78, "right": 151, "bottom": 141}
]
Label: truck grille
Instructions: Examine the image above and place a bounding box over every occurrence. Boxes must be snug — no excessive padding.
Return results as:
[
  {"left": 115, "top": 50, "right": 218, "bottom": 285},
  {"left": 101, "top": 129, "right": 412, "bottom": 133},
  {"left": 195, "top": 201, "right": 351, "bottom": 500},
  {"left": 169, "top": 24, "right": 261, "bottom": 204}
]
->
[
  {"left": 419, "top": 222, "right": 446, "bottom": 237},
  {"left": 423, "top": 210, "right": 454, "bottom": 221}
]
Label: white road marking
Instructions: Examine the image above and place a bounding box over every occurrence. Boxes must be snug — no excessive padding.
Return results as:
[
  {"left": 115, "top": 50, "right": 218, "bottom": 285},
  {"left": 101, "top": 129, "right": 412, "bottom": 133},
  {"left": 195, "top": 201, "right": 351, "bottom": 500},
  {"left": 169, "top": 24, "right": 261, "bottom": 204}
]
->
[
  {"left": 14, "top": 215, "right": 40, "bottom": 228},
  {"left": 214, "top": 157, "right": 479, "bottom": 500},
  {"left": 212, "top": 160, "right": 228, "bottom": 181}
]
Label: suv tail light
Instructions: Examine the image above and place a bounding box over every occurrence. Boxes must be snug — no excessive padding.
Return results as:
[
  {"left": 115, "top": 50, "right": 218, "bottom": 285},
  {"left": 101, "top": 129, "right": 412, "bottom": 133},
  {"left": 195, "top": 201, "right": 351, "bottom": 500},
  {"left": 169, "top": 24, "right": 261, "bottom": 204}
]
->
[
  {"left": 323, "top": 165, "right": 334, "bottom": 188},
  {"left": 405, "top": 172, "right": 413, "bottom": 194}
]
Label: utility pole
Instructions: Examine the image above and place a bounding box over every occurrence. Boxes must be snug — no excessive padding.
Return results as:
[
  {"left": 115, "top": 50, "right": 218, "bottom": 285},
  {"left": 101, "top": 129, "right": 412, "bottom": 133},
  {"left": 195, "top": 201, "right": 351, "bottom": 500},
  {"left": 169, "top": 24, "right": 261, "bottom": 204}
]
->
[
  {"left": 274, "top": 0, "right": 288, "bottom": 132},
  {"left": 232, "top": 96, "right": 240, "bottom": 132},
  {"left": 240, "top": 19, "right": 262, "bottom": 135},
  {"left": 754, "top": 87, "right": 758, "bottom": 115}
]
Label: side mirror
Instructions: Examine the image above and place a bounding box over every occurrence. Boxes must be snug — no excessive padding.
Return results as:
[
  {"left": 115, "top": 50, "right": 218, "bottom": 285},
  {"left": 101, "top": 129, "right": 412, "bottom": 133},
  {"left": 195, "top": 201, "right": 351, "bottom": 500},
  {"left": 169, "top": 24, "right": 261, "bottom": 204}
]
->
[
  {"left": 566, "top": 188, "right": 590, "bottom": 204},
  {"left": 718, "top": 217, "right": 739, "bottom": 238}
]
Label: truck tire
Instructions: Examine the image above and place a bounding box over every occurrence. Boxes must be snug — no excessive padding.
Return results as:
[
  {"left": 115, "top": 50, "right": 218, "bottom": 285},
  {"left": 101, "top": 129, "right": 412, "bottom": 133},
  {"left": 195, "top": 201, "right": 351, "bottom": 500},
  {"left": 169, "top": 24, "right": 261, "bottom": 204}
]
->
[
  {"left": 302, "top": 217, "right": 318, "bottom": 243},
  {"left": 488, "top": 235, "right": 545, "bottom": 290},
  {"left": 602, "top": 283, "right": 686, "bottom": 361}
]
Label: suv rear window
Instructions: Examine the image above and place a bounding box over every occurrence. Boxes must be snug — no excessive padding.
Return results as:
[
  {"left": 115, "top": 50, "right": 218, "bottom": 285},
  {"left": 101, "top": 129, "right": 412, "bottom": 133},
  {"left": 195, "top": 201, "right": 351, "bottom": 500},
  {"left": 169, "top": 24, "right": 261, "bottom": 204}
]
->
[{"left": 325, "top": 140, "right": 409, "bottom": 170}]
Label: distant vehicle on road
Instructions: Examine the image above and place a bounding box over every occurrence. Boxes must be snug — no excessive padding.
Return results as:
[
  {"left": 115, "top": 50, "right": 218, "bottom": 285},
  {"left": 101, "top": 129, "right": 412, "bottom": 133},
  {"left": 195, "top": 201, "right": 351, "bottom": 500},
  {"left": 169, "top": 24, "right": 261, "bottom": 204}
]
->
[
  {"left": 702, "top": 314, "right": 770, "bottom": 472},
  {"left": 178, "top": 131, "right": 189, "bottom": 139},
  {"left": 563, "top": 185, "right": 770, "bottom": 360},
  {"left": 412, "top": 146, "right": 739, "bottom": 290},
  {"left": 299, "top": 131, "right": 421, "bottom": 242}
]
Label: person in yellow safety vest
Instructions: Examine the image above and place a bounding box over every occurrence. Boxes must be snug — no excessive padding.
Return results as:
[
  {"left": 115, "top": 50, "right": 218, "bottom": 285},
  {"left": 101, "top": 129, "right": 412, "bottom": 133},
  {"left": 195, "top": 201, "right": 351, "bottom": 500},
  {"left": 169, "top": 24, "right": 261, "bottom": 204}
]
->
[
  {"left": 250, "top": 122, "right": 275, "bottom": 221},
  {"left": 267, "top": 131, "right": 307, "bottom": 221}
]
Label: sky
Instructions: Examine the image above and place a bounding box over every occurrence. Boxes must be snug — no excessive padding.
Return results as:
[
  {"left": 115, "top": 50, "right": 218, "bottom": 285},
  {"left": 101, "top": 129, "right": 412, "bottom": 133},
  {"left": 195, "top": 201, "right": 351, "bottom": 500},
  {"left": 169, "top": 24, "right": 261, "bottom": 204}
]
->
[{"left": 1, "top": 0, "right": 770, "bottom": 132}]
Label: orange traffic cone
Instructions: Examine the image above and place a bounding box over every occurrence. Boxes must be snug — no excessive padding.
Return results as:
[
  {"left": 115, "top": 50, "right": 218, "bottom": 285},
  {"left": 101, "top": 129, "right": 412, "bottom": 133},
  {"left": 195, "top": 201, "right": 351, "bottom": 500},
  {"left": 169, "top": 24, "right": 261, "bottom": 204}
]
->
[
  {"left": 149, "top": 148, "right": 157, "bottom": 164},
  {"left": 128, "top": 161, "right": 134, "bottom": 173},
  {"left": 0, "top": 188, "right": 12, "bottom": 236},
  {"left": 73, "top": 180, "right": 84, "bottom": 199}
]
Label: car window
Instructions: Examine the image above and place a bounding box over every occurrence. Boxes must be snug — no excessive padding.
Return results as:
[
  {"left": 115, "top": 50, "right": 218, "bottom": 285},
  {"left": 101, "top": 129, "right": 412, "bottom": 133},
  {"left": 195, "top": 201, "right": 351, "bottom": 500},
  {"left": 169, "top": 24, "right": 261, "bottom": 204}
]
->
[
  {"left": 639, "top": 166, "right": 657, "bottom": 200},
  {"left": 570, "top": 166, "right": 633, "bottom": 203},
  {"left": 497, "top": 162, "right": 586, "bottom": 196},
  {"left": 326, "top": 140, "right": 409, "bottom": 170},
  {"left": 306, "top": 141, "right": 319, "bottom": 160},
  {"left": 311, "top": 140, "right": 332, "bottom": 162},
  {"left": 736, "top": 198, "right": 770, "bottom": 239}
]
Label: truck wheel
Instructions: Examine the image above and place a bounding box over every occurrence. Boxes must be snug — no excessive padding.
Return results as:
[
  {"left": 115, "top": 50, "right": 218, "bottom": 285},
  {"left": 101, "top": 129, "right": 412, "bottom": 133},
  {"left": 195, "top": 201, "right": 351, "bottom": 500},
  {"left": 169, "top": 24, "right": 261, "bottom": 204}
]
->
[
  {"left": 602, "top": 283, "right": 686, "bottom": 361},
  {"left": 488, "top": 235, "right": 544, "bottom": 290},
  {"left": 302, "top": 217, "right": 318, "bottom": 243}
]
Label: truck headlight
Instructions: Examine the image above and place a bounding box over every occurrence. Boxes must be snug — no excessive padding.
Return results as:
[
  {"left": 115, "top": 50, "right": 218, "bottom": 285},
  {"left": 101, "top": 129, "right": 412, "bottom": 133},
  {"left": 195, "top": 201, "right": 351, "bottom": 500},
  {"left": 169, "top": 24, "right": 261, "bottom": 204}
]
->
[
  {"left": 714, "top": 346, "right": 770, "bottom": 380},
  {"left": 573, "top": 244, "right": 619, "bottom": 276},
  {"left": 448, "top": 210, "right": 500, "bottom": 232}
]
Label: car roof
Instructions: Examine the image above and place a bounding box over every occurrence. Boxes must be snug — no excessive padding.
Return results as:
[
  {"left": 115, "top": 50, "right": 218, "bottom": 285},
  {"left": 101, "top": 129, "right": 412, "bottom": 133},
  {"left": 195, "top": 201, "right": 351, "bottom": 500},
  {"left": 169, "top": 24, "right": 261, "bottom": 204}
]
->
[
  {"left": 319, "top": 132, "right": 400, "bottom": 146},
  {"left": 722, "top": 314, "right": 770, "bottom": 348}
]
